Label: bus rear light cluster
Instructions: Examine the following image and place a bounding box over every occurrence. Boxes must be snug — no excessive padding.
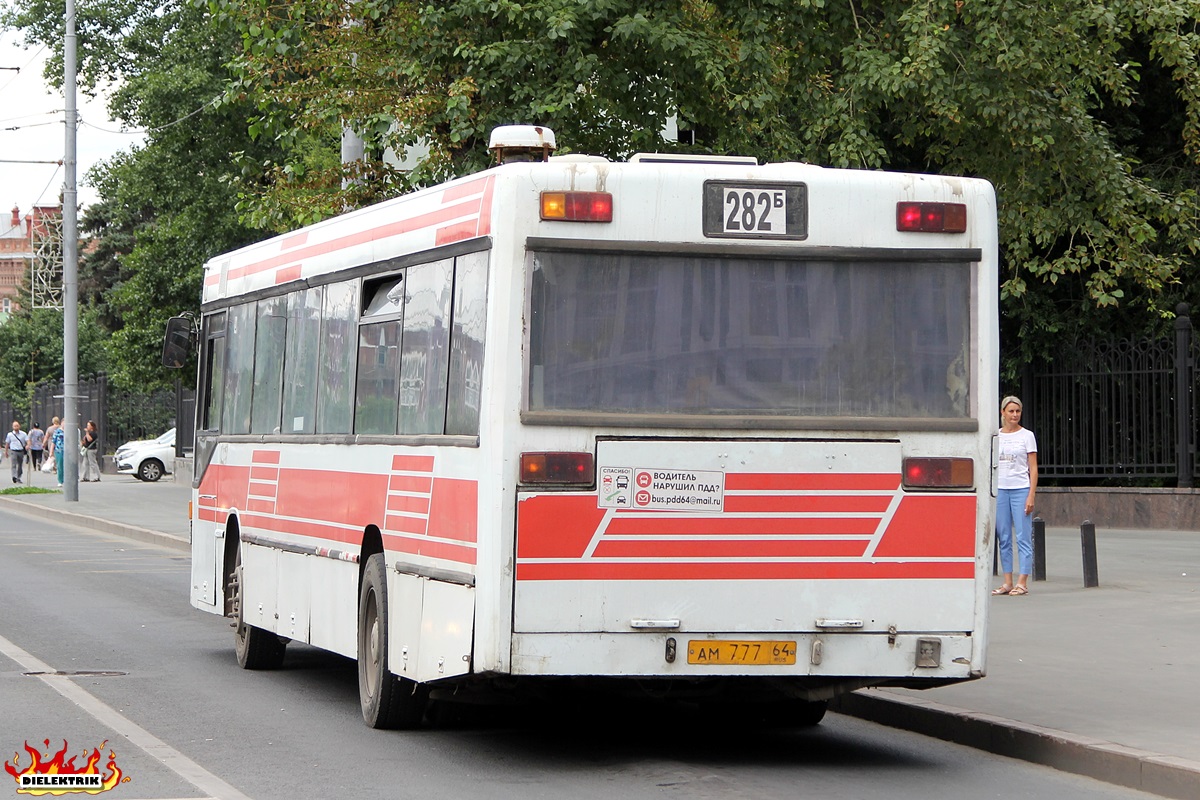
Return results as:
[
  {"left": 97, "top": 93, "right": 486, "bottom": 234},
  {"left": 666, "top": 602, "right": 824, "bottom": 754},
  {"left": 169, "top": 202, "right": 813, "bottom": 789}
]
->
[
  {"left": 540, "top": 191, "right": 613, "bottom": 222},
  {"left": 896, "top": 202, "right": 967, "bottom": 233},
  {"left": 902, "top": 457, "right": 974, "bottom": 489},
  {"left": 520, "top": 452, "right": 595, "bottom": 485}
]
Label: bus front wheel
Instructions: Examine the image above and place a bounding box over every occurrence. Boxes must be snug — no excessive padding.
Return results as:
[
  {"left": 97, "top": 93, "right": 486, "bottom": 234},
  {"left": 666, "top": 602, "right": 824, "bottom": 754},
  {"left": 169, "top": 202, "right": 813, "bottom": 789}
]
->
[
  {"left": 358, "top": 553, "right": 428, "bottom": 729},
  {"left": 232, "top": 546, "right": 287, "bottom": 670}
]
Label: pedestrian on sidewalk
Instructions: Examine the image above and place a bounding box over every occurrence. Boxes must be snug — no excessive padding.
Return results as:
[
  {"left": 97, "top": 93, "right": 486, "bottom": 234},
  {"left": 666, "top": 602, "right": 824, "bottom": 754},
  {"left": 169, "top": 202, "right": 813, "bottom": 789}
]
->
[
  {"left": 28, "top": 421, "right": 45, "bottom": 473},
  {"left": 5, "top": 420, "right": 29, "bottom": 484},
  {"left": 994, "top": 396, "right": 1038, "bottom": 597},
  {"left": 48, "top": 417, "right": 65, "bottom": 487},
  {"left": 81, "top": 420, "right": 101, "bottom": 482}
]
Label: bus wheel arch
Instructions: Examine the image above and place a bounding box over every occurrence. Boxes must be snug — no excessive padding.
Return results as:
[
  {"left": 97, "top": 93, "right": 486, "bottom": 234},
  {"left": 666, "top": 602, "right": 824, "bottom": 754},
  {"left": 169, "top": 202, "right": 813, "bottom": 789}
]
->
[{"left": 229, "top": 515, "right": 287, "bottom": 670}]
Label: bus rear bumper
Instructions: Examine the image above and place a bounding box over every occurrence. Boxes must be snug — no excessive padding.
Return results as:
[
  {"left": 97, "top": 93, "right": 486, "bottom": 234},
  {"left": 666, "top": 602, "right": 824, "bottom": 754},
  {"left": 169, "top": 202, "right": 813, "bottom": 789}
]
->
[{"left": 509, "top": 631, "right": 978, "bottom": 685}]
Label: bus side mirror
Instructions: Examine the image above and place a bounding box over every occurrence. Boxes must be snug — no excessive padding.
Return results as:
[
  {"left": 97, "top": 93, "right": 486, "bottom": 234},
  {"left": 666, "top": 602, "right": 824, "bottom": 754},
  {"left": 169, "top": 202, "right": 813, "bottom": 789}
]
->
[{"left": 162, "top": 315, "right": 196, "bottom": 369}]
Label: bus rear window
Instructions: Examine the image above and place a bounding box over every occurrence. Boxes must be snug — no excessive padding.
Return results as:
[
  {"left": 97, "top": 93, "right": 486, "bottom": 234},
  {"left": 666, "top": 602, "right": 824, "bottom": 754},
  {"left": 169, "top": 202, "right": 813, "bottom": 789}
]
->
[{"left": 528, "top": 251, "right": 970, "bottom": 419}]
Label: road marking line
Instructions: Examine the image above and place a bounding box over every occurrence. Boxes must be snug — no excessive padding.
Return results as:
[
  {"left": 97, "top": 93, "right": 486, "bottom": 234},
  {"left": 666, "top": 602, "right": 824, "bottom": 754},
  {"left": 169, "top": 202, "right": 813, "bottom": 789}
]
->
[{"left": 0, "top": 631, "right": 253, "bottom": 800}]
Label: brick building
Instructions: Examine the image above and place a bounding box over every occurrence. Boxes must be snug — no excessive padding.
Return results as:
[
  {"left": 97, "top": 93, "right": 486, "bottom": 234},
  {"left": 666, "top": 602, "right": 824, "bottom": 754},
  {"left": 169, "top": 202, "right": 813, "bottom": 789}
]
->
[{"left": 0, "top": 205, "right": 60, "bottom": 321}]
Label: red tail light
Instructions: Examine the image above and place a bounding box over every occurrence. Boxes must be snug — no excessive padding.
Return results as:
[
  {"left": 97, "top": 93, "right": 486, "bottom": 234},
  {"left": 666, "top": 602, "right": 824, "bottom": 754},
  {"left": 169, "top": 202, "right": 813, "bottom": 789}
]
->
[
  {"left": 540, "top": 191, "right": 613, "bottom": 222},
  {"left": 896, "top": 202, "right": 967, "bottom": 233},
  {"left": 903, "top": 457, "right": 974, "bottom": 489},
  {"left": 520, "top": 452, "right": 595, "bottom": 485}
]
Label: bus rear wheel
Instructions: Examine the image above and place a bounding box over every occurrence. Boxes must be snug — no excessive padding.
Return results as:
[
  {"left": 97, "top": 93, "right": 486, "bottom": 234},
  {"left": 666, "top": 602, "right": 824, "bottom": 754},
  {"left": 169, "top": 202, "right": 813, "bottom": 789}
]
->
[
  {"left": 358, "top": 553, "right": 428, "bottom": 728},
  {"left": 232, "top": 546, "right": 286, "bottom": 670}
]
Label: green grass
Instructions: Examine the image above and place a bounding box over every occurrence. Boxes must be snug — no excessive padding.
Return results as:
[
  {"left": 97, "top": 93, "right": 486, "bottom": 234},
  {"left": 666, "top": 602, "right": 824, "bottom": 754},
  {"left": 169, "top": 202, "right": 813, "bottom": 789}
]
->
[{"left": 0, "top": 486, "right": 61, "bottom": 496}]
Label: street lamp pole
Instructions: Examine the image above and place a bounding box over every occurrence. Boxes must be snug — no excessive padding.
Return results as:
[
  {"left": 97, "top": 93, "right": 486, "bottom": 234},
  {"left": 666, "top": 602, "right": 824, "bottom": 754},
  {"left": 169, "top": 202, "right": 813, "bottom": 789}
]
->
[{"left": 62, "top": 0, "right": 80, "bottom": 501}]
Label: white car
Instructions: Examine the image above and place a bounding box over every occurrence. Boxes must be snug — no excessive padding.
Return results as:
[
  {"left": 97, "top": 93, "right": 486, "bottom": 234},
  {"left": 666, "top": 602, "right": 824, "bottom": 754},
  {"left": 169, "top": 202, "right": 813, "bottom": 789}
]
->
[{"left": 114, "top": 428, "right": 175, "bottom": 482}]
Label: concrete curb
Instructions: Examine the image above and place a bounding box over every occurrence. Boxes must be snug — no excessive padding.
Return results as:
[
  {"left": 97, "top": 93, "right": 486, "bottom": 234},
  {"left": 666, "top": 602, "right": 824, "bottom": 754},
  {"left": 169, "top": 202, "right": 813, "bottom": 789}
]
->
[
  {"left": 831, "top": 690, "right": 1200, "bottom": 799},
  {"left": 0, "top": 496, "right": 190, "bottom": 553}
]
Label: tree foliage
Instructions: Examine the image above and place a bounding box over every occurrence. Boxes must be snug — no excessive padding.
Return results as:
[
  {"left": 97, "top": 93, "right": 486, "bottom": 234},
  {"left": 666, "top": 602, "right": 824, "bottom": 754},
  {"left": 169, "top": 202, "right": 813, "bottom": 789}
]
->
[
  {"left": 3, "top": 0, "right": 281, "bottom": 389},
  {"left": 6, "top": 0, "right": 1200, "bottom": 386},
  {"left": 0, "top": 307, "right": 108, "bottom": 415},
  {"left": 211, "top": 0, "right": 1200, "bottom": 361}
]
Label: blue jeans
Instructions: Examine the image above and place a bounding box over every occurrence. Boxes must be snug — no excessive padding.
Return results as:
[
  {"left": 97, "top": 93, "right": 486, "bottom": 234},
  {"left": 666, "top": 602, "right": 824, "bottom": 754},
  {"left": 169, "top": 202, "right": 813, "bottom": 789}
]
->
[{"left": 997, "top": 487, "right": 1033, "bottom": 575}]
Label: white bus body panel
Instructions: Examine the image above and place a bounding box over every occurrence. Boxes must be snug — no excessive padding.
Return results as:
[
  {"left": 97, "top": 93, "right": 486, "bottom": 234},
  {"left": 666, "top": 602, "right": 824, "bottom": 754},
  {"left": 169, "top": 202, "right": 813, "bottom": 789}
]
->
[{"left": 191, "top": 155, "right": 998, "bottom": 695}]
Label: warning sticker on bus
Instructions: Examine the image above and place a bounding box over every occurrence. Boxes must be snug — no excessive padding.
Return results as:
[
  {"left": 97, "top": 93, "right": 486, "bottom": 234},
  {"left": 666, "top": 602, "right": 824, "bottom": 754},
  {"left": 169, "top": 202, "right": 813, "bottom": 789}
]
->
[{"left": 599, "top": 467, "right": 725, "bottom": 512}]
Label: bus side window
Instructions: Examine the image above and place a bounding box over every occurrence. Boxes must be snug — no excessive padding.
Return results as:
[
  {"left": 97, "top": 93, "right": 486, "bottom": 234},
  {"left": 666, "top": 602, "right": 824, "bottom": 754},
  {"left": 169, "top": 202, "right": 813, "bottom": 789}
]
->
[
  {"left": 398, "top": 259, "right": 453, "bottom": 435},
  {"left": 316, "top": 280, "right": 360, "bottom": 434},
  {"left": 282, "top": 287, "right": 323, "bottom": 434},
  {"left": 446, "top": 251, "right": 488, "bottom": 436},
  {"left": 200, "top": 312, "right": 227, "bottom": 431},
  {"left": 251, "top": 295, "right": 288, "bottom": 434},
  {"left": 355, "top": 274, "right": 406, "bottom": 435},
  {"left": 222, "top": 303, "right": 258, "bottom": 434}
]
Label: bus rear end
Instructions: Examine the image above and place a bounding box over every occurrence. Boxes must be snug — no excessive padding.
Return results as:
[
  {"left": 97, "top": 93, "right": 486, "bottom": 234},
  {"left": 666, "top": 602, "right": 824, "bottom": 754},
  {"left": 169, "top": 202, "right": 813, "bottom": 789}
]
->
[{"left": 500, "top": 158, "right": 997, "bottom": 713}]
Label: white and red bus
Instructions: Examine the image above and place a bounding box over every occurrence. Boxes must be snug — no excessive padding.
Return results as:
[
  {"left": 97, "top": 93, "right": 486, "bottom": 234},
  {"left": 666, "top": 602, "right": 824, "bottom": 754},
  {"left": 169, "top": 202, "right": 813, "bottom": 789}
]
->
[{"left": 168, "top": 126, "right": 998, "bottom": 728}]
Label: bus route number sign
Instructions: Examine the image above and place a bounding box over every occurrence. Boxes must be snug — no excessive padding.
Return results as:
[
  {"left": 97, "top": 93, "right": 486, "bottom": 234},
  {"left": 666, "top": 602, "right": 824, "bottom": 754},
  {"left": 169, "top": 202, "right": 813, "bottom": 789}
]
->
[{"left": 702, "top": 181, "right": 807, "bottom": 240}]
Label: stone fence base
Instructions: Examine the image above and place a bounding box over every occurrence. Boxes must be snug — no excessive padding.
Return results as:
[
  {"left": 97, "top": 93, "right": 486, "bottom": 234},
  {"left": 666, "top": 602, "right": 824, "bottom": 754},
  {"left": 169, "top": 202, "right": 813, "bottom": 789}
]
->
[{"left": 1035, "top": 487, "right": 1200, "bottom": 531}]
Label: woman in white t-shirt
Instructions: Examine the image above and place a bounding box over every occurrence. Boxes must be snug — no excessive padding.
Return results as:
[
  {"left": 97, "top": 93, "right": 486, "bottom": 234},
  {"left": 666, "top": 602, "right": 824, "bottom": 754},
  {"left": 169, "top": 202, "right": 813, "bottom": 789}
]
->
[{"left": 994, "top": 396, "right": 1038, "bottom": 596}]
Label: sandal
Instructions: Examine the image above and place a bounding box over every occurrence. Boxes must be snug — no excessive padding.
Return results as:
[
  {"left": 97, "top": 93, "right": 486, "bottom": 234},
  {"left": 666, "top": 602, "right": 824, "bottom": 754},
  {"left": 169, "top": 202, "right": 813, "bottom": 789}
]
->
[
  {"left": 1009, "top": 585, "right": 1029, "bottom": 596},
  {"left": 991, "top": 585, "right": 1013, "bottom": 595}
]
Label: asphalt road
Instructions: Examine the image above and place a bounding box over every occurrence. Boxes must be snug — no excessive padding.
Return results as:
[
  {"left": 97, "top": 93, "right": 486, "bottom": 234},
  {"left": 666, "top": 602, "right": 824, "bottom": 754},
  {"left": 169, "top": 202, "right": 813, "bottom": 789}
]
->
[{"left": 0, "top": 505, "right": 1165, "bottom": 800}]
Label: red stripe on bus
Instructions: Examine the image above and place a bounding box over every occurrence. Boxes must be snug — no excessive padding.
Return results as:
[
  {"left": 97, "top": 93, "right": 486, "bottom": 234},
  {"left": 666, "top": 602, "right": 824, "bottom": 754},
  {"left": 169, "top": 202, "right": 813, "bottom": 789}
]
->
[
  {"left": 275, "top": 265, "right": 302, "bottom": 284},
  {"left": 477, "top": 176, "right": 494, "bottom": 235},
  {"left": 722, "top": 494, "right": 893, "bottom": 514},
  {"left": 515, "top": 561, "right": 974, "bottom": 581},
  {"left": 392, "top": 454, "right": 434, "bottom": 472},
  {"left": 198, "top": 465, "right": 252, "bottom": 512},
  {"left": 389, "top": 475, "right": 433, "bottom": 493},
  {"left": 427, "top": 478, "right": 478, "bottom": 543},
  {"left": 386, "top": 514, "right": 429, "bottom": 535},
  {"left": 226, "top": 199, "right": 483, "bottom": 282},
  {"left": 517, "top": 495, "right": 608, "bottom": 559},
  {"left": 246, "top": 498, "right": 277, "bottom": 514},
  {"left": 252, "top": 450, "right": 281, "bottom": 464},
  {"left": 441, "top": 176, "right": 490, "bottom": 202},
  {"left": 248, "top": 481, "right": 277, "bottom": 498},
  {"left": 383, "top": 534, "right": 476, "bottom": 565},
  {"left": 725, "top": 473, "right": 900, "bottom": 491},
  {"left": 242, "top": 512, "right": 361, "bottom": 544},
  {"left": 435, "top": 220, "right": 479, "bottom": 246},
  {"left": 387, "top": 494, "right": 430, "bottom": 514},
  {"left": 604, "top": 516, "right": 879, "bottom": 536},
  {"left": 275, "top": 470, "right": 389, "bottom": 528},
  {"left": 280, "top": 232, "right": 308, "bottom": 249},
  {"left": 250, "top": 467, "right": 278, "bottom": 482},
  {"left": 590, "top": 539, "right": 868, "bottom": 559},
  {"left": 873, "top": 495, "right": 977, "bottom": 557}
]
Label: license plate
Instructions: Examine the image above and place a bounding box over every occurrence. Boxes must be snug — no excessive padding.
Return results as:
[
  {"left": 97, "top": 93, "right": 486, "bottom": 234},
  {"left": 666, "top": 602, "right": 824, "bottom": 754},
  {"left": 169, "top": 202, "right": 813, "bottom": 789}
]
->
[
  {"left": 686, "top": 640, "right": 797, "bottom": 665},
  {"left": 702, "top": 181, "right": 807, "bottom": 240}
]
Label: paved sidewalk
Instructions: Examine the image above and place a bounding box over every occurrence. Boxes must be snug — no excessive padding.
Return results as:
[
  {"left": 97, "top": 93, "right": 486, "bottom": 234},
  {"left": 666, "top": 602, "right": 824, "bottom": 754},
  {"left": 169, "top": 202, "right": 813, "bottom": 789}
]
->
[{"left": 2, "top": 479, "right": 1198, "bottom": 797}]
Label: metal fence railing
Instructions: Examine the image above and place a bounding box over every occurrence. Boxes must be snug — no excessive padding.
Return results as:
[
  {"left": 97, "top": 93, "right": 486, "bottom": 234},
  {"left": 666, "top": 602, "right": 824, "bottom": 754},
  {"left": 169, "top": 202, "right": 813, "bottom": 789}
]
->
[
  {"left": 1021, "top": 303, "right": 1195, "bottom": 486},
  {"left": 0, "top": 374, "right": 194, "bottom": 456}
]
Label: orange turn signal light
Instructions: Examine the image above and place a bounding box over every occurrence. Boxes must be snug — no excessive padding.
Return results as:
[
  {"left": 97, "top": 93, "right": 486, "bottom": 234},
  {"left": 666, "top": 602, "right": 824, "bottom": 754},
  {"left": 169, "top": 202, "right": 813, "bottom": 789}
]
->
[{"left": 540, "top": 191, "right": 613, "bottom": 222}]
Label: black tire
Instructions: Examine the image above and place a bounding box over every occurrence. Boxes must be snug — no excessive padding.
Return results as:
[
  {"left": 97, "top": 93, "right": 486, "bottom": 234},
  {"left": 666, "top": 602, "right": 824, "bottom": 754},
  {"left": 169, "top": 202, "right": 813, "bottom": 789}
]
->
[
  {"left": 358, "top": 553, "right": 428, "bottom": 729},
  {"left": 232, "top": 546, "right": 286, "bottom": 670},
  {"left": 138, "top": 459, "right": 165, "bottom": 482}
]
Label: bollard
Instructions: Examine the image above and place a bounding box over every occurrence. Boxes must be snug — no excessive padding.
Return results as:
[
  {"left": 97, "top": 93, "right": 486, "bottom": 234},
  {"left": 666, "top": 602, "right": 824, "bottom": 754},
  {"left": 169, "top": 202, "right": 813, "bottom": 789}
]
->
[
  {"left": 1081, "top": 520, "right": 1100, "bottom": 588},
  {"left": 1032, "top": 517, "right": 1046, "bottom": 582}
]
